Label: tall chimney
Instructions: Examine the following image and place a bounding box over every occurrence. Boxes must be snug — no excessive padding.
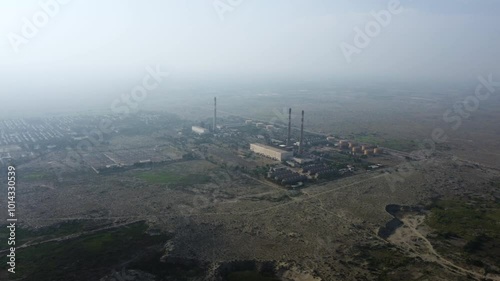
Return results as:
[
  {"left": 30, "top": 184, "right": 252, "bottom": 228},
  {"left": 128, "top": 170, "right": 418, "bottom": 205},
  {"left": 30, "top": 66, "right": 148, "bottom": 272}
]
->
[
  {"left": 299, "top": 110, "right": 304, "bottom": 154},
  {"left": 286, "top": 108, "right": 292, "bottom": 146},
  {"left": 213, "top": 97, "right": 217, "bottom": 133}
]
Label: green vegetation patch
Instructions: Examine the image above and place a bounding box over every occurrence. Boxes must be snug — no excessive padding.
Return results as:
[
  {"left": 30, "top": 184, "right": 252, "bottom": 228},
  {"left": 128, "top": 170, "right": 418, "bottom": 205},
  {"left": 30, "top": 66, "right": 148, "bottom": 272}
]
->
[
  {"left": 22, "top": 172, "right": 54, "bottom": 182},
  {"left": 353, "top": 134, "right": 380, "bottom": 144},
  {"left": 131, "top": 160, "right": 215, "bottom": 186},
  {"left": 426, "top": 200, "right": 500, "bottom": 266},
  {"left": 353, "top": 133, "right": 417, "bottom": 152},
  {"left": 357, "top": 244, "right": 412, "bottom": 280},
  {"left": 14, "top": 220, "right": 89, "bottom": 244},
  {"left": 0, "top": 221, "right": 169, "bottom": 281},
  {"left": 426, "top": 200, "right": 500, "bottom": 241},
  {"left": 367, "top": 246, "right": 412, "bottom": 270},
  {"left": 137, "top": 171, "right": 211, "bottom": 186}
]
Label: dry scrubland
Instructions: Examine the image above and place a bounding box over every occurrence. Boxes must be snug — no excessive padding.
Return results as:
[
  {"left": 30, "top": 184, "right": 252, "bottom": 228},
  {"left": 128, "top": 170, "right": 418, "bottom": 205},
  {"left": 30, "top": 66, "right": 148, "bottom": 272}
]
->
[
  {"left": 2, "top": 153, "right": 500, "bottom": 280},
  {"left": 1, "top": 89, "right": 499, "bottom": 280}
]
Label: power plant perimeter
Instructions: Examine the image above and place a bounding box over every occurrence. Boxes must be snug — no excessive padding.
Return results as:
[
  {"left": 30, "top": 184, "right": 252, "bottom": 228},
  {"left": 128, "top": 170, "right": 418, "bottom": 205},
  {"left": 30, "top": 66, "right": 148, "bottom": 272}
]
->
[{"left": 190, "top": 97, "right": 384, "bottom": 187}]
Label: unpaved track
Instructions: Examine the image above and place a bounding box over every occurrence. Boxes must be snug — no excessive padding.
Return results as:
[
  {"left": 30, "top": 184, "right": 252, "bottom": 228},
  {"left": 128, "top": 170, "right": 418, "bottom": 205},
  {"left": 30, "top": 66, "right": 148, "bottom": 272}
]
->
[{"left": 389, "top": 215, "right": 500, "bottom": 281}]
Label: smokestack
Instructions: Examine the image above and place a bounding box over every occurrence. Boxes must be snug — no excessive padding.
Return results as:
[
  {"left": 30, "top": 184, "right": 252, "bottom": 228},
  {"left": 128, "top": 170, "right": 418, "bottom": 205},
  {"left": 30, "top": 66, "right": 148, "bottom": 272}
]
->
[
  {"left": 286, "top": 108, "right": 292, "bottom": 146},
  {"left": 299, "top": 110, "right": 304, "bottom": 155},
  {"left": 213, "top": 97, "right": 217, "bottom": 133}
]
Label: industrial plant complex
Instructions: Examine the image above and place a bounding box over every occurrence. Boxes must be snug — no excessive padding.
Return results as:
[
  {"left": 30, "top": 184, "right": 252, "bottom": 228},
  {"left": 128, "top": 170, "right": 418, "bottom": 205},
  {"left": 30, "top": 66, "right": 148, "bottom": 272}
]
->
[{"left": 185, "top": 97, "right": 388, "bottom": 188}]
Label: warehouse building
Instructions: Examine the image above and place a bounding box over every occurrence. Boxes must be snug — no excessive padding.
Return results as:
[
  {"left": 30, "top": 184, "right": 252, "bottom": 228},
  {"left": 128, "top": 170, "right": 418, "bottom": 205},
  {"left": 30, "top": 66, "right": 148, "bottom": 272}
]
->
[{"left": 250, "top": 143, "right": 293, "bottom": 161}]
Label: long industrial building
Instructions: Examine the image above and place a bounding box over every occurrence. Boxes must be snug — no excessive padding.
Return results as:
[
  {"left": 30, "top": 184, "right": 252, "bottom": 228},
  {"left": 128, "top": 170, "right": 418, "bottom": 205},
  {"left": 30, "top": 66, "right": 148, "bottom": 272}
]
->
[
  {"left": 250, "top": 143, "right": 293, "bottom": 161},
  {"left": 192, "top": 126, "right": 209, "bottom": 135}
]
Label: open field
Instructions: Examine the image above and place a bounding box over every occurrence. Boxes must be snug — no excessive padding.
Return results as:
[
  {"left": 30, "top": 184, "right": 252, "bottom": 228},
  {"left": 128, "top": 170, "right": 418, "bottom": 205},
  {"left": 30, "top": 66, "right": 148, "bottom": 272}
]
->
[
  {"left": 133, "top": 160, "right": 215, "bottom": 186},
  {"left": 0, "top": 221, "right": 170, "bottom": 281},
  {"left": 424, "top": 200, "right": 500, "bottom": 274},
  {"left": 2, "top": 152, "right": 500, "bottom": 280}
]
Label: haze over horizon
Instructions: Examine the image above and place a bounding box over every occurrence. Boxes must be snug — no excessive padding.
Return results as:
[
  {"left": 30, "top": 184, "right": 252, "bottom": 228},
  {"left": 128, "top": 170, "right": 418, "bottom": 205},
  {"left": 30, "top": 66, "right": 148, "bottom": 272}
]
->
[
  {"left": 1, "top": 0, "right": 499, "bottom": 115},
  {"left": 1, "top": 3, "right": 500, "bottom": 280}
]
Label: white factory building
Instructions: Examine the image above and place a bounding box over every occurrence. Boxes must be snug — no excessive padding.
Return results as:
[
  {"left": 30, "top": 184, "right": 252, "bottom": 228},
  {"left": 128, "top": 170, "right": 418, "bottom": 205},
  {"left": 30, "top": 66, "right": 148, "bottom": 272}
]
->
[
  {"left": 250, "top": 143, "right": 293, "bottom": 161},
  {"left": 192, "top": 126, "right": 209, "bottom": 135}
]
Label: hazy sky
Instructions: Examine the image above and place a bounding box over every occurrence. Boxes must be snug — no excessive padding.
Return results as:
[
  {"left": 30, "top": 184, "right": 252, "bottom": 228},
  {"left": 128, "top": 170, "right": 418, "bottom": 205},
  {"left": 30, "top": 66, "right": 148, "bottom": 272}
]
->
[{"left": 1, "top": 0, "right": 499, "bottom": 113}]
